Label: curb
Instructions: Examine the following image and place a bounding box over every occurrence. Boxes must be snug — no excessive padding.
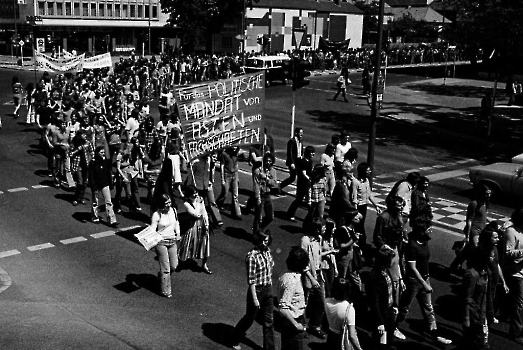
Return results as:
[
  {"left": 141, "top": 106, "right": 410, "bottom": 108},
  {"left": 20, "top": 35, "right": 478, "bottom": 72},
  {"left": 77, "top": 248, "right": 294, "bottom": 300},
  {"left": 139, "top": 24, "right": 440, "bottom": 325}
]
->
[{"left": 0, "top": 266, "right": 12, "bottom": 294}]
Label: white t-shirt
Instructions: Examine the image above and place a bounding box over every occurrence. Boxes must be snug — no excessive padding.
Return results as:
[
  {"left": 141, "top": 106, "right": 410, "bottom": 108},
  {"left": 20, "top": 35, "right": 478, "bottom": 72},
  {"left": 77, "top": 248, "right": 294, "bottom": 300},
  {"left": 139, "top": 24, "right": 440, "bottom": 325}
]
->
[
  {"left": 125, "top": 117, "right": 140, "bottom": 139},
  {"left": 335, "top": 142, "right": 352, "bottom": 163},
  {"left": 324, "top": 299, "right": 355, "bottom": 334}
]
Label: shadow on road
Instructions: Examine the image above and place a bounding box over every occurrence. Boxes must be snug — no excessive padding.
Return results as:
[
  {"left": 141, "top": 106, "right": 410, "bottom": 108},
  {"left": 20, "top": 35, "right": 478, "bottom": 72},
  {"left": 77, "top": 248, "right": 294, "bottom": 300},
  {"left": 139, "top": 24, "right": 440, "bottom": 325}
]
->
[
  {"left": 114, "top": 273, "right": 157, "bottom": 295},
  {"left": 223, "top": 226, "right": 253, "bottom": 243}
]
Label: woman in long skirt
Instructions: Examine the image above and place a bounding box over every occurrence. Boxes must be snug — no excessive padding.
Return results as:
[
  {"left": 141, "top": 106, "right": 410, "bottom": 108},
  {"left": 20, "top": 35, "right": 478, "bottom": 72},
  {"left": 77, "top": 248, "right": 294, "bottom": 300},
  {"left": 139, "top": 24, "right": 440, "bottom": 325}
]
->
[{"left": 179, "top": 186, "right": 212, "bottom": 274}]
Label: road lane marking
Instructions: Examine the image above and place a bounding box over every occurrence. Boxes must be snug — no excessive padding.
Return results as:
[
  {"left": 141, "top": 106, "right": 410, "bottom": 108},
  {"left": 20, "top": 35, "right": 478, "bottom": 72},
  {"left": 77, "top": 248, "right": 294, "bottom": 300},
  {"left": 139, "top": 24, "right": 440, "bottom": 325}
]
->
[
  {"left": 0, "top": 250, "right": 20, "bottom": 258},
  {"left": 7, "top": 187, "right": 28, "bottom": 193},
  {"left": 60, "top": 237, "right": 88, "bottom": 245},
  {"left": 32, "top": 185, "right": 49, "bottom": 189},
  {"left": 91, "top": 231, "right": 116, "bottom": 238},
  {"left": 27, "top": 243, "right": 55, "bottom": 251},
  {"left": 426, "top": 169, "right": 469, "bottom": 182}
]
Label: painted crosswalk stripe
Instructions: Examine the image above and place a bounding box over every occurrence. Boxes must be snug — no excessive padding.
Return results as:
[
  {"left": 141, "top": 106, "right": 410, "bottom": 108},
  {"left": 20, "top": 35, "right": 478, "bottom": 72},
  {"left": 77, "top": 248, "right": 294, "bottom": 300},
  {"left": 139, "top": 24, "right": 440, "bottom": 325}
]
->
[
  {"left": 118, "top": 225, "right": 142, "bottom": 232},
  {"left": 27, "top": 243, "right": 55, "bottom": 251},
  {"left": 426, "top": 169, "right": 469, "bottom": 182},
  {"left": 0, "top": 250, "right": 21, "bottom": 258},
  {"left": 0, "top": 191, "right": 3, "bottom": 194},
  {"left": 7, "top": 187, "right": 28, "bottom": 193},
  {"left": 32, "top": 185, "right": 49, "bottom": 189},
  {"left": 60, "top": 237, "right": 87, "bottom": 245},
  {"left": 91, "top": 231, "right": 115, "bottom": 238}
]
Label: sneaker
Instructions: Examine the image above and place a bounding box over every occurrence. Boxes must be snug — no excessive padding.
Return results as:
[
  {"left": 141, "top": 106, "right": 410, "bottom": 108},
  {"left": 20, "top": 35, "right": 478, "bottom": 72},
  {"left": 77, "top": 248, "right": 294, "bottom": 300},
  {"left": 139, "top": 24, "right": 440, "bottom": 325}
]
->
[
  {"left": 394, "top": 328, "right": 406, "bottom": 340},
  {"left": 110, "top": 221, "right": 119, "bottom": 228},
  {"left": 92, "top": 218, "right": 100, "bottom": 224},
  {"left": 435, "top": 336, "right": 452, "bottom": 345},
  {"left": 289, "top": 216, "right": 296, "bottom": 222},
  {"left": 492, "top": 317, "right": 499, "bottom": 324},
  {"left": 231, "top": 345, "right": 241, "bottom": 350},
  {"left": 72, "top": 200, "right": 78, "bottom": 206},
  {"left": 160, "top": 292, "right": 172, "bottom": 298},
  {"left": 216, "top": 221, "right": 224, "bottom": 227}
]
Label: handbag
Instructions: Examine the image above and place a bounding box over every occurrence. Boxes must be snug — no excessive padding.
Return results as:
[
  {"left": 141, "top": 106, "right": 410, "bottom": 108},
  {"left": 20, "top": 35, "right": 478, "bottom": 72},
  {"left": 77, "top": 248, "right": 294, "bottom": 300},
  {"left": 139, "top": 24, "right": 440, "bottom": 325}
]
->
[
  {"left": 339, "top": 303, "right": 354, "bottom": 350},
  {"left": 134, "top": 225, "right": 163, "bottom": 251}
]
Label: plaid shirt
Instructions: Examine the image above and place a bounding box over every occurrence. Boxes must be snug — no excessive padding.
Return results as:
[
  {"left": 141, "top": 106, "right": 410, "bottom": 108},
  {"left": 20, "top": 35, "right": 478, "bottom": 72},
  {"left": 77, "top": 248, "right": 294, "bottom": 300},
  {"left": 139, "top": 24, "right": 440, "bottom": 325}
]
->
[
  {"left": 310, "top": 178, "right": 326, "bottom": 203},
  {"left": 246, "top": 248, "right": 274, "bottom": 287},
  {"left": 70, "top": 141, "right": 94, "bottom": 173}
]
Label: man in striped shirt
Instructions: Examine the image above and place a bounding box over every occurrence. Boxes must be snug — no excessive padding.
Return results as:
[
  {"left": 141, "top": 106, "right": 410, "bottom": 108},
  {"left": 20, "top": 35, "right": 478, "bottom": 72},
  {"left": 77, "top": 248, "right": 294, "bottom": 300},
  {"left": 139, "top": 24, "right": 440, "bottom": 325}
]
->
[{"left": 231, "top": 230, "right": 275, "bottom": 350}]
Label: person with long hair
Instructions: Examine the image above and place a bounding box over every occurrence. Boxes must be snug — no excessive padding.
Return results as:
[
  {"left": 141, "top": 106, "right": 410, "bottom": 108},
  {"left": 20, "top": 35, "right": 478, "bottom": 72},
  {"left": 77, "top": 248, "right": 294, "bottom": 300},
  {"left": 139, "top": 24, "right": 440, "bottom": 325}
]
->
[
  {"left": 409, "top": 176, "right": 433, "bottom": 232},
  {"left": 320, "top": 143, "right": 336, "bottom": 197},
  {"left": 231, "top": 230, "right": 275, "bottom": 350},
  {"left": 150, "top": 194, "right": 180, "bottom": 298},
  {"left": 252, "top": 152, "right": 277, "bottom": 233},
  {"left": 179, "top": 186, "right": 212, "bottom": 274},
  {"left": 324, "top": 278, "right": 364, "bottom": 350},
  {"left": 321, "top": 218, "right": 339, "bottom": 298}
]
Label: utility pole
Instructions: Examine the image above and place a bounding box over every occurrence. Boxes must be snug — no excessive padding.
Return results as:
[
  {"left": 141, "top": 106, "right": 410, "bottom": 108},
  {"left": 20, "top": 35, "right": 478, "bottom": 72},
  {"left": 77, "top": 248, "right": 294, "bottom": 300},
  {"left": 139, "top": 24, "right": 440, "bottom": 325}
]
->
[{"left": 367, "top": 0, "right": 386, "bottom": 187}]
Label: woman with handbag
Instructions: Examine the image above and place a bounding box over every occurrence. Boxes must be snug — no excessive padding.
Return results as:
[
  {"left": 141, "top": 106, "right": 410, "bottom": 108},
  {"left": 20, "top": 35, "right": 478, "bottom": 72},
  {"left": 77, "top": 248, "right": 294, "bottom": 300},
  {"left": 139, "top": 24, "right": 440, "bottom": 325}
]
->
[
  {"left": 325, "top": 278, "right": 364, "bottom": 350},
  {"left": 150, "top": 194, "right": 181, "bottom": 298}
]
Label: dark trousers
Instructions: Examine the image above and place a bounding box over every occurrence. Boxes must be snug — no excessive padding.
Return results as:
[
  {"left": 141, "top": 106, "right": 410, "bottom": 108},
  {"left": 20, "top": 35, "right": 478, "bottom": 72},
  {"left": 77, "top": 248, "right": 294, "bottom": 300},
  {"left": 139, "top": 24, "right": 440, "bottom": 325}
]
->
[
  {"left": 287, "top": 182, "right": 308, "bottom": 218},
  {"left": 508, "top": 276, "right": 523, "bottom": 338},
  {"left": 281, "top": 315, "right": 305, "bottom": 350},
  {"left": 253, "top": 193, "right": 273, "bottom": 233},
  {"left": 304, "top": 278, "right": 325, "bottom": 329},
  {"left": 73, "top": 168, "right": 88, "bottom": 202},
  {"left": 233, "top": 285, "right": 275, "bottom": 350},
  {"left": 280, "top": 167, "right": 297, "bottom": 190}
]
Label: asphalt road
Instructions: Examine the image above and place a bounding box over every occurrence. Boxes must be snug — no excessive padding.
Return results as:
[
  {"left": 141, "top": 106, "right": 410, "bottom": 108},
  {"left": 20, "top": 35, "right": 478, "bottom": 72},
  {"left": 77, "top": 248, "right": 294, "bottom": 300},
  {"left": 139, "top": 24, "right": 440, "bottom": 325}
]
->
[{"left": 0, "top": 68, "right": 519, "bottom": 350}]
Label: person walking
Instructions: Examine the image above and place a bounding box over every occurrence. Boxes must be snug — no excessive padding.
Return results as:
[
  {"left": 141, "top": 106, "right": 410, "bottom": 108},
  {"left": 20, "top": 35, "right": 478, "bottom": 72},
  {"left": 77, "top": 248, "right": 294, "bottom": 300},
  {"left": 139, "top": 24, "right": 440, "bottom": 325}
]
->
[
  {"left": 179, "top": 186, "right": 212, "bottom": 274},
  {"left": 231, "top": 230, "right": 275, "bottom": 350},
  {"left": 70, "top": 130, "right": 94, "bottom": 206},
  {"left": 12, "top": 76, "right": 23, "bottom": 119},
  {"left": 330, "top": 165, "right": 356, "bottom": 228},
  {"left": 280, "top": 128, "right": 304, "bottom": 193},
  {"left": 324, "top": 278, "right": 364, "bottom": 350},
  {"left": 287, "top": 146, "right": 315, "bottom": 222},
  {"left": 333, "top": 68, "right": 350, "bottom": 102},
  {"left": 277, "top": 247, "right": 309, "bottom": 350},
  {"left": 88, "top": 146, "right": 118, "bottom": 226},
  {"left": 253, "top": 152, "right": 277, "bottom": 233},
  {"left": 150, "top": 194, "right": 180, "bottom": 298},
  {"left": 216, "top": 146, "right": 242, "bottom": 219},
  {"left": 395, "top": 226, "right": 452, "bottom": 345},
  {"left": 504, "top": 208, "right": 523, "bottom": 345}
]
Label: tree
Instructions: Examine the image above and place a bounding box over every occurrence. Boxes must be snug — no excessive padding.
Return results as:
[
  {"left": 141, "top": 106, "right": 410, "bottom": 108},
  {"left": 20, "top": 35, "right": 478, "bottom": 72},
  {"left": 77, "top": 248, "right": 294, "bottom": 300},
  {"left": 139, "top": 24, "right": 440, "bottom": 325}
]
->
[
  {"left": 160, "top": 0, "right": 258, "bottom": 52},
  {"left": 387, "top": 14, "right": 439, "bottom": 43}
]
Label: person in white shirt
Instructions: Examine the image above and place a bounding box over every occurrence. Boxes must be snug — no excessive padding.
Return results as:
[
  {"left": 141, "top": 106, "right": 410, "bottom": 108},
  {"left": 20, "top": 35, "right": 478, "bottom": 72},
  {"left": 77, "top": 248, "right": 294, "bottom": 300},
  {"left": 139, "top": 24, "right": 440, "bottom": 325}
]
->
[{"left": 335, "top": 131, "right": 351, "bottom": 177}]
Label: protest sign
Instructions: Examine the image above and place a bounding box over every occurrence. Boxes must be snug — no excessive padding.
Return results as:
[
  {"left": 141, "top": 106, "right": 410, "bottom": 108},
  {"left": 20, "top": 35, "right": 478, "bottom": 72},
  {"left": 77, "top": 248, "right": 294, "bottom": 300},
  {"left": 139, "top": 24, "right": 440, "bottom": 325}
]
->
[
  {"left": 176, "top": 72, "right": 265, "bottom": 160},
  {"left": 84, "top": 53, "right": 113, "bottom": 69}
]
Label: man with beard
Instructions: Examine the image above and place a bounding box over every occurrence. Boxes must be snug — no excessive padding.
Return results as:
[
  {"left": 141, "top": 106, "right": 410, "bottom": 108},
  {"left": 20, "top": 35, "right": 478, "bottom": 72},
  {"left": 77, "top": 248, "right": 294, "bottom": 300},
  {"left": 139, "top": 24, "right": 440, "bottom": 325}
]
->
[{"left": 395, "top": 226, "right": 452, "bottom": 345}]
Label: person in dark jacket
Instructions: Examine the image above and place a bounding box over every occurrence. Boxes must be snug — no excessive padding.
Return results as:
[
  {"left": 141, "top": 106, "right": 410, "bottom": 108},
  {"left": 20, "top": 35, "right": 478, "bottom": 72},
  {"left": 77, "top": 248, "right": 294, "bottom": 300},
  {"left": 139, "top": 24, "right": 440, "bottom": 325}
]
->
[
  {"left": 89, "top": 146, "right": 118, "bottom": 226},
  {"left": 366, "top": 245, "right": 397, "bottom": 349},
  {"left": 280, "top": 127, "right": 304, "bottom": 193}
]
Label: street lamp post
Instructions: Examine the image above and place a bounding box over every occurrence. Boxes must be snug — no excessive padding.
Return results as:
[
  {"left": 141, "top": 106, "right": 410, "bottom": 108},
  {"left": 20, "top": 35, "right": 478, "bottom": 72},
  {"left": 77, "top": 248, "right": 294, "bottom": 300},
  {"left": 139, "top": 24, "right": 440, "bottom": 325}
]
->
[
  {"left": 367, "top": 0, "right": 386, "bottom": 186},
  {"left": 148, "top": 0, "right": 151, "bottom": 55}
]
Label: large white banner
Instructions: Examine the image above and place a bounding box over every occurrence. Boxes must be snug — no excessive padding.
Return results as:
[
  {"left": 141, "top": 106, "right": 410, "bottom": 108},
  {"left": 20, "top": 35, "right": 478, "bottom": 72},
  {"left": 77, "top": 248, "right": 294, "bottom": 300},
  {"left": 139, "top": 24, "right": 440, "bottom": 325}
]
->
[
  {"left": 84, "top": 53, "right": 112, "bottom": 69},
  {"left": 35, "top": 51, "right": 85, "bottom": 73}
]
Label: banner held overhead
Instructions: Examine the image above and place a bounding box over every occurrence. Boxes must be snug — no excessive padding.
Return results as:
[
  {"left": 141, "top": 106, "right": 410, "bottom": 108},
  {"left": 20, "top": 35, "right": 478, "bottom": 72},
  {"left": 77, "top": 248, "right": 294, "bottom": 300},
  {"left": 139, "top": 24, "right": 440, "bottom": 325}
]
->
[{"left": 176, "top": 72, "right": 265, "bottom": 161}]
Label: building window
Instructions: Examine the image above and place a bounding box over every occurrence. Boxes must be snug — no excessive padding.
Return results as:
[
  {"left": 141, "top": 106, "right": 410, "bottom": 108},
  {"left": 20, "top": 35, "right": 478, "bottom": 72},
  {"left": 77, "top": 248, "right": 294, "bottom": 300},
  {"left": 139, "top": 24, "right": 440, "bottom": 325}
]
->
[
  {"left": 90, "top": 3, "right": 96, "bottom": 16},
  {"left": 222, "top": 36, "right": 232, "bottom": 48},
  {"left": 115, "top": 4, "right": 120, "bottom": 17},
  {"left": 74, "top": 3, "right": 80, "bottom": 16},
  {"left": 130, "top": 4, "right": 135, "bottom": 17},
  {"left": 122, "top": 4, "right": 128, "bottom": 17},
  {"left": 107, "top": 4, "right": 112, "bottom": 17},
  {"left": 38, "top": 2, "right": 45, "bottom": 16},
  {"left": 47, "top": 2, "right": 54, "bottom": 15},
  {"left": 98, "top": 4, "right": 104, "bottom": 16},
  {"left": 82, "top": 3, "right": 88, "bottom": 16},
  {"left": 152, "top": 5, "right": 157, "bottom": 18},
  {"left": 137, "top": 5, "right": 143, "bottom": 18},
  {"left": 66, "top": 2, "right": 71, "bottom": 15},
  {"left": 57, "top": 3, "right": 63, "bottom": 15},
  {"left": 145, "top": 4, "right": 149, "bottom": 18}
]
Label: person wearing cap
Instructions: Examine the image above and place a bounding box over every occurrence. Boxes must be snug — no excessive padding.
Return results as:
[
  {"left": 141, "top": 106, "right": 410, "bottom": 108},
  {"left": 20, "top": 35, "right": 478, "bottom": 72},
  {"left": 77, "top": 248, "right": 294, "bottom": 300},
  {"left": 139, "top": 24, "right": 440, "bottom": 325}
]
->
[{"left": 231, "top": 230, "right": 275, "bottom": 350}]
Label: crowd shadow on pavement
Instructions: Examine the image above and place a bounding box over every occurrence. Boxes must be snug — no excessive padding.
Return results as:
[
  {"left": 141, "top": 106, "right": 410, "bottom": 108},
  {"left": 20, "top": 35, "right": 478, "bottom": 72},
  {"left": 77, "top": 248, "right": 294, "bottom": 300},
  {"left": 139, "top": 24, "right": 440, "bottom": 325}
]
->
[
  {"left": 223, "top": 226, "right": 253, "bottom": 243},
  {"left": 399, "top": 319, "right": 461, "bottom": 350},
  {"left": 402, "top": 83, "right": 505, "bottom": 100},
  {"left": 201, "top": 323, "right": 263, "bottom": 350},
  {"left": 114, "top": 273, "right": 157, "bottom": 295},
  {"left": 429, "top": 262, "right": 461, "bottom": 285}
]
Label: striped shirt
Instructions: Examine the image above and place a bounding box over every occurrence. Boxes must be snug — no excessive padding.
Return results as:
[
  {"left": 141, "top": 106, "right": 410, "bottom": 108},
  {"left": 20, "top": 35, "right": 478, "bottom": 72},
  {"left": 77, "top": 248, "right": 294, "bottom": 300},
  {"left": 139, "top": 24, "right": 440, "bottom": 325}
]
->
[{"left": 246, "top": 248, "right": 274, "bottom": 286}]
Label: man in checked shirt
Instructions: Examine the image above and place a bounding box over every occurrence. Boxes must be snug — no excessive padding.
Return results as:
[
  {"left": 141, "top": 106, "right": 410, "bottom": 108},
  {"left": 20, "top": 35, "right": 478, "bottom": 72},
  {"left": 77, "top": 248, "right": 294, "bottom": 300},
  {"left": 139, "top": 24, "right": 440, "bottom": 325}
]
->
[{"left": 231, "top": 230, "right": 275, "bottom": 350}]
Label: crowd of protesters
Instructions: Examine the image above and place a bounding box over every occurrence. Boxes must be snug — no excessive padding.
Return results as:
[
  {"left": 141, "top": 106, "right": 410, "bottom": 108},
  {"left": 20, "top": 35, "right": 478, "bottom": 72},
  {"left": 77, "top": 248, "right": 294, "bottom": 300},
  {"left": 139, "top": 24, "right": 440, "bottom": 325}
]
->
[{"left": 4, "top": 48, "right": 522, "bottom": 350}]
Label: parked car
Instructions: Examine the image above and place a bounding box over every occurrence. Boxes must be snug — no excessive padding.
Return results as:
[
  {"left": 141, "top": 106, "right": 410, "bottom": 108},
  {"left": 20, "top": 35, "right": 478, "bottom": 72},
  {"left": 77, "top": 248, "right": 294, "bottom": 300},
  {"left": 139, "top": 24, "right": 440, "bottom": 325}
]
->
[
  {"left": 243, "top": 55, "right": 291, "bottom": 87},
  {"left": 512, "top": 153, "right": 523, "bottom": 164},
  {"left": 469, "top": 162, "right": 523, "bottom": 201}
]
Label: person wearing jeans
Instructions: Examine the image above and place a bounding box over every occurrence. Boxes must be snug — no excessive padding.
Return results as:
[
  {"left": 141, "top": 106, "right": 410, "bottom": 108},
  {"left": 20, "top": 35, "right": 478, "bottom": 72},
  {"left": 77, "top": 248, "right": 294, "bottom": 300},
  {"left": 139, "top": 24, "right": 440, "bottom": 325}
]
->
[
  {"left": 89, "top": 146, "right": 118, "bottom": 226},
  {"left": 217, "top": 146, "right": 241, "bottom": 219},
  {"left": 151, "top": 194, "right": 180, "bottom": 298},
  {"left": 231, "top": 230, "right": 275, "bottom": 350},
  {"left": 253, "top": 152, "right": 277, "bottom": 233}
]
